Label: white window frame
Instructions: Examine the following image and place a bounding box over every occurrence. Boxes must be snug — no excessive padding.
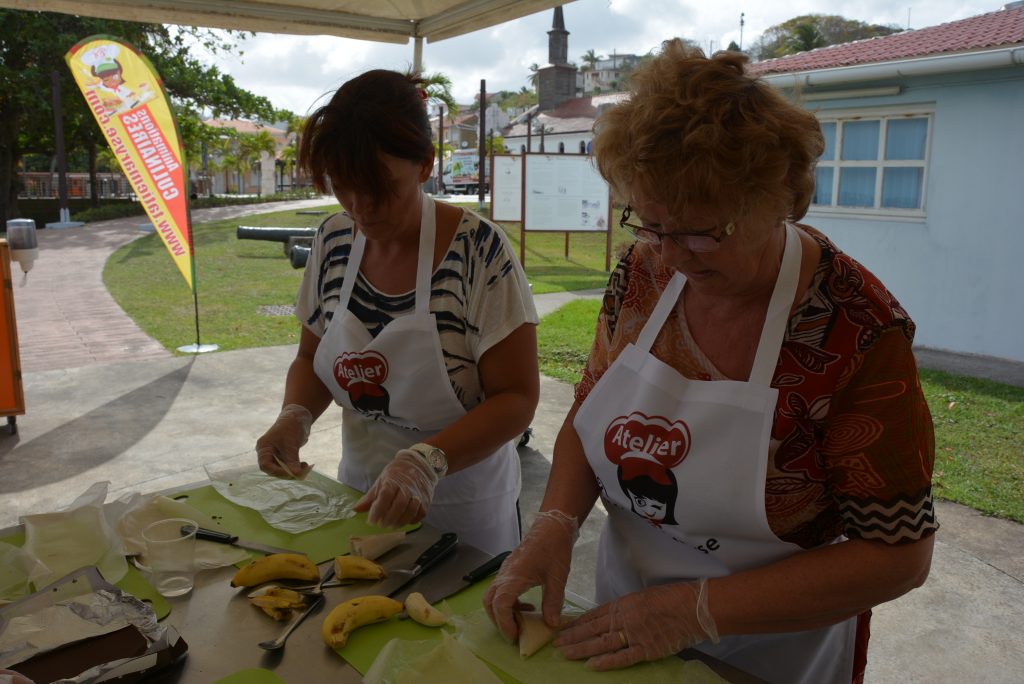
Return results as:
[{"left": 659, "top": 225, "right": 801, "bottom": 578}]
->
[{"left": 808, "top": 104, "right": 934, "bottom": 221}]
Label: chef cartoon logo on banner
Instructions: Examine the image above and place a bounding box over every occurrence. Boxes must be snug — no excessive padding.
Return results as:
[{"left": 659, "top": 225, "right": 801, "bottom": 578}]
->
[
  {"left": 604, "top": 412, "right": 691, "bottom": 527},
  {"left": 65, "top": 35, "right": 195, "bottom": 290}
]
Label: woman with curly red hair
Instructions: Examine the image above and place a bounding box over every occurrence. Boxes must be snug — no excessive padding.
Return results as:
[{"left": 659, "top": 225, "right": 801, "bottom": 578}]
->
[{"left": 486, "top": 40, "right": 936, "bottom": 683}]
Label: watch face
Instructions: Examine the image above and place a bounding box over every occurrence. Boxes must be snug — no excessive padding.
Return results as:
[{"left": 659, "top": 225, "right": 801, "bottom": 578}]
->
[{"left": 425, "top": 448, "right": 447, "bottom": 473}]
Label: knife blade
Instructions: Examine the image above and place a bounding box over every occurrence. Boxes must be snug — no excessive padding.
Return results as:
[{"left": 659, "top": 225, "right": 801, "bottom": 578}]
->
[
  {"left": 191, "top": 526, "right": 301, "bottom": 556},
  {"left": 398, "top": 549, "right": 510, "bottom": 620},
  {"left": 420, "top": 550, "right": 511, "bottom": 605},
  {"left": 375, "top": 531, "right": 459, "bottom": 599}
]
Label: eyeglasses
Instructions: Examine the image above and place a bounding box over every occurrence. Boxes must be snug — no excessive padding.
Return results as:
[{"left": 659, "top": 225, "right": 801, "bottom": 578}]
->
[{"left": 619, "top": 205, "right": 735, "bottom": 253}]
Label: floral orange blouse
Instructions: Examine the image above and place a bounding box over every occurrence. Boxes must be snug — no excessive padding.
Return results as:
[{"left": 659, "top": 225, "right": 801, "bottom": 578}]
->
[{"left": 576, "top": 225, "right": 938, "bottom": 550}]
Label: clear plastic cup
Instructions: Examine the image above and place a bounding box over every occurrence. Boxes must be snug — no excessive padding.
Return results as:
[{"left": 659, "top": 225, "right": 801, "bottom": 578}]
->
[{"left": 141, "top": 518, "right": 198, "bottom": 597}]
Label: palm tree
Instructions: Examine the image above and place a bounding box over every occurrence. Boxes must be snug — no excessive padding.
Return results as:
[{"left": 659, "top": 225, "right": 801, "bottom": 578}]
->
[
  {"left": 580, "top": 49, "right": 603, "bottom": 71},
  {"left": 238, "top": 130, "right": 278, "bottom": 196},
  {"left": 420, "top": 71, "right": 458, "bottom": 116},
  {"left": 784, "top": 23, "right": 827, "bottom": 54},
  {"left": 528, "top": 63, "right": 540, "bottom": 88}
]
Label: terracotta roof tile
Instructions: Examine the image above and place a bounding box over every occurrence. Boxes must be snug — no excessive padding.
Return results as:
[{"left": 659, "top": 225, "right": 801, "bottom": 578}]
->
[{"left": 749, "top": 4, "right": 1024, "bottom": 75}]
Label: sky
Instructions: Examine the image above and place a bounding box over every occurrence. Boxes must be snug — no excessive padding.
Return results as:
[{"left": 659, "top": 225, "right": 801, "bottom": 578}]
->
[{"left": 205, "top": 0, "right": 998, "bottom": 117}]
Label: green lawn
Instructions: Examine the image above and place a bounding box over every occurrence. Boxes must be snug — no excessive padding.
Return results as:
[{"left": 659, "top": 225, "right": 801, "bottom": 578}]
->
[{"left": 105, "top": 202, "right": 1024, "bottom": 523}]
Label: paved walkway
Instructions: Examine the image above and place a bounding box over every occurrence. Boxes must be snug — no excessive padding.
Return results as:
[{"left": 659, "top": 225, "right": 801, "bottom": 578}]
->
[
  {"left": 11, "top": 199, "right": 335, "bottom": 373},
  {"left": 3, "top": 202, "right": 1023, "bottom": 682}
]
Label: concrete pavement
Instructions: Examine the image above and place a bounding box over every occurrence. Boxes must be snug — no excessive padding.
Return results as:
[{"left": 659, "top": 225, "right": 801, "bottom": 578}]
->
[{"left": 2, "top": 203, "right": 1022, "bottom": 682}]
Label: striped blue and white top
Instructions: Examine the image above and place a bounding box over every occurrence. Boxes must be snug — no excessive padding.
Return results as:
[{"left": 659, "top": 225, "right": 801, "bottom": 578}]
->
[{"left": 296, "top": 207, "right": 538, "bottom": 409}]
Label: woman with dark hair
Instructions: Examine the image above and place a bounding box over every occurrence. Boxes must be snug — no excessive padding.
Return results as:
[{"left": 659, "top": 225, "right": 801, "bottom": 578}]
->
[
  {"left": 254, "top": 70, "right": 539, "bottom": 554},
  {"left": 485, "top": 41, "right": 936, "bottom": 682}
]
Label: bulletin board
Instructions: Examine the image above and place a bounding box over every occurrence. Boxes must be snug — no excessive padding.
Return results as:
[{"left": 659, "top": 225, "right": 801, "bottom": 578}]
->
[
  {"left": 518, "top": 153, "right": 612, "bottom": 271},
  {"left": 490, "top": 154, "right": 522, "bottom": 222},
  {"left": 523, "top": 154, "right": 610, "bottom": 232}
]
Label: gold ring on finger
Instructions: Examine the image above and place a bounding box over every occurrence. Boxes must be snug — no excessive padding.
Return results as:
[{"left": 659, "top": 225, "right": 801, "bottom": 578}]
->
[{"left": 618, "top": 630, "right": 628, "bottom": 648}]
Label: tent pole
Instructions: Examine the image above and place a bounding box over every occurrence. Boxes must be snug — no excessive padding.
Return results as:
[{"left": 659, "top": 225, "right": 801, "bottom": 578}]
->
[{"left": 413, "top": 36, "right": 423, "bottom": 72}]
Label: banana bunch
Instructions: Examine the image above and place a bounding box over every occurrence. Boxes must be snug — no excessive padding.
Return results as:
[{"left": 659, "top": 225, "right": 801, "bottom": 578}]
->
[
  {"left": 321, "top": 595, "right": 403, "bottom": 649},
  {"left": 404, "top": 591, "right": 448, "bottom": 627},
  {"left": 334, "top": 555, "right": 387, "bottom": 580},
  {"left": 230, "top": 553, "right": 320, "bottom": 588},
  {"left": 247, "top": 586, "right": 307, "bottom": 621}
]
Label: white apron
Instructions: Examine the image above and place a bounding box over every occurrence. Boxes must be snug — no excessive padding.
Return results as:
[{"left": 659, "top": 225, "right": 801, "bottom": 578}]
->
[
  {"left": 313, "top": 193, "right": 521, "bottom": 554},
  {"left": 574, "top": 224, "right": 857, "bottom": 684}
]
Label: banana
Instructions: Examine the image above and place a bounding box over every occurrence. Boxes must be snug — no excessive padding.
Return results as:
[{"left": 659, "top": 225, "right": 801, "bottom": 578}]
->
[
  {"left": 334, "top": 554, "right": 387, "bottom": 580},
  {"left": 321, "top": 595, "right": 403, "bottom": 649},
  {"left": 230, "top": 553, "right": 320, "bottom": 587},
  {"left": 247, "top": 587, "right": 307, "bottom": 621},
  {"left": 349, "top": 530, "right": 405, "bottom": 560},
  {"left": 404, "top": 591, "right": 448, "bottom": 627},
  {"left": 515, "top": 610, "right": 556, "bottom": 658}
]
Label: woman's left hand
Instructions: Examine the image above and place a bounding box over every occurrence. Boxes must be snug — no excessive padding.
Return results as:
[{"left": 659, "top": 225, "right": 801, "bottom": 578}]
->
[
  {"left": 353, "top": 450, "right": 439, "bottom": 528},
  {"left": 554, "top": 579, "right": 719, "bottom": 671}
]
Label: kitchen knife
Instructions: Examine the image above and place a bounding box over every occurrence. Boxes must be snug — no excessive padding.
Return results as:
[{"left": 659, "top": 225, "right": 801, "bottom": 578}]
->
[
  {"left": 375, "top": 532, "right": 459, "bottom": 599},
  {"left": 398, "top": 549, "right": 511, "bottom": 620},
  {"left": 190, "top": 526, "right": 301, "bottom": 556},
  {"left": 419, "top": 550, "right": 511, "bottom": 605}
]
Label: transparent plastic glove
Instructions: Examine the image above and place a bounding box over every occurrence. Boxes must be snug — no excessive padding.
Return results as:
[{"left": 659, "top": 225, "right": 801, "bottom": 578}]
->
[
  {"left": 554, "top": 578, "right": 718, "bottom": 671},
  {"left": 483, "top": 510, "right": 578, "bottom": 641},
  {"left": 353, "top": 450, "right": 438, "bottom": 528},
  {"left": 256, "top": 404, "right": 313, "bottom": 479},
  {"left": 0, "top": 670, "right": 36, "bottom": 684}
]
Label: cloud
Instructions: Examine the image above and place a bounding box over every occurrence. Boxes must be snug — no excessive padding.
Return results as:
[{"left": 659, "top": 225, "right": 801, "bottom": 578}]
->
[{"left": 211, "top": 0, "right": 997, "bottom": 115}]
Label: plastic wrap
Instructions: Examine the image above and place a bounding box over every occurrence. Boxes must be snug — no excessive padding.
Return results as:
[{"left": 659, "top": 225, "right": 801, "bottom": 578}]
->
[{"left": 205, "top": 465, "right": 355, "bottom": 534}]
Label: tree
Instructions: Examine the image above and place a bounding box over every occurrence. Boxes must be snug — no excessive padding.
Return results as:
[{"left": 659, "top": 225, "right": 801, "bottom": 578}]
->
[
  {"left": 528, "top": 63, "right": 541, "bottom": 88},
  {"left": 751, "top": 14, "right": 902, "bottom": 60},
  {"left": 485, "top": 134, "right": 505, "bottom": 155},
  {"left": 785, "top": 23, "right": 827, "bottom": 54},
  {"left": 420, "top": 71, "right": 458, "bottom": 116},
  {"left": 0, "top": 9, "right": 283, "bottom": 219},
  {"left": 580, "top": 49, "right": 604, "bottom": 71},
  {"left": 237, "top": 130, "right": 277, "bottom": 196},
  {"left": 278, "top": 113, "right": 305, "bottom": 191},
  {"left": 726, "top": 40, "right": 741, "bottom": 53}
]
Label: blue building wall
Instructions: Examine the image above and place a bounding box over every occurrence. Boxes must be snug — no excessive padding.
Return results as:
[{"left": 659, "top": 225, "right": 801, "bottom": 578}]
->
[{"left": 801, "top": 66, "right": 1024, "bottom": 362}]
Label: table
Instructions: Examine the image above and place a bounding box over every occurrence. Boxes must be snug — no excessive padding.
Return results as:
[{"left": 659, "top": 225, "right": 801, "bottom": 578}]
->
[{"left": 3, "top": 480, "right": 765, "bottom": 684}]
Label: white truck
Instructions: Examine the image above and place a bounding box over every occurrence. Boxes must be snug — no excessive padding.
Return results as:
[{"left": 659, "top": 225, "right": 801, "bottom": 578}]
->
[{"left": 442, "top": 150, "right": 489, "bottom": 195}]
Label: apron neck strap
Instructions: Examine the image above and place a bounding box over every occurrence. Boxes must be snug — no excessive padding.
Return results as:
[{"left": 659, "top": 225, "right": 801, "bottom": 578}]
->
[
  {"left": 415, "top": 193, "right": 436, "bottom": 315},
  {"left": 632, "top": 223, "right": 802, "bottom": 386},
  {"left": 748, "top": 222, "right": 801, "bottom": 386},
  {"left": 338, "top": 228, "right": 366, "bottom": 310},
  {"left": 636, "top": 272, "right": 686, "bottom": 352},
  {"left": 337, "top": 192, "right": 436, "bottom": 315}
]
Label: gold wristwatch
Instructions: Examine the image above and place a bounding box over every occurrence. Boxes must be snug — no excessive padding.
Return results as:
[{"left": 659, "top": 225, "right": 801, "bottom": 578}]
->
[{"left": 408, "top": 442, "right": 448, "bottom": 478}]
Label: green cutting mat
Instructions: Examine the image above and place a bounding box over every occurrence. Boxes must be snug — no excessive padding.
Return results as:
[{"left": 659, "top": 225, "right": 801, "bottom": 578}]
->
[
  {"left": 336, "top": 578, "right": 722, "bottom": 684},
  {"left": 0, "top": 530, "right": 170, "bottom": 619},
  {"left": 211, "top": 668, "right": 288, "bottom": 684},
  {"left": 174, "top": 473, "right": 418, "bottom": 564},
  {"left": 335, "top": 576, "right": 514, "bottom": 682}
]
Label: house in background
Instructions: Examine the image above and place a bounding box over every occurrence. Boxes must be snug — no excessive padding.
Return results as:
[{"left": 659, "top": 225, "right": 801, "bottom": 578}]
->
[
  {"left": 749, "top": 2, "right": 1024, "bottom": 363},
  {"left": 582, "top": 53, "right": 642, "bottom": 94},
  {"left": 204, "top": 119, "right": 290, "bottom": 196}
]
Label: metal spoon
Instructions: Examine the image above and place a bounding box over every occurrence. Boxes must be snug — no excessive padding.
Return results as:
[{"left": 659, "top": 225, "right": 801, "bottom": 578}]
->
[{"left": 258, "top": 564, "right": 335, "bottom": 650}]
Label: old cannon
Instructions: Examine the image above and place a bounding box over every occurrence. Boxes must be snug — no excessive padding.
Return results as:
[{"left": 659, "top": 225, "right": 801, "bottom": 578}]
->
[
  {"left": 235, "top": 225, "right": 315, "bottom": 266},
  {"left": 289, "top": 244, "right": 311, "bottom": 269}
]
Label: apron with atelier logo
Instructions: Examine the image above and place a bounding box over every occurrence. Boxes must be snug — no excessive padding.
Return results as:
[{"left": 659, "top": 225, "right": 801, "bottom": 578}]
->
[
  {"left": 313, "top": 193, "right": 521, "bottom": 554},
  {"left": 574, "top": 224, "right": 856, "bottom": 684}
]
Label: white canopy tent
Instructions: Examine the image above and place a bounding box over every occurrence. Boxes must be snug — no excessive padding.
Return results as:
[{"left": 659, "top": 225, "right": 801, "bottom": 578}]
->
[{"left": 0, "top": 0, "right": 574, "bottom": 69}]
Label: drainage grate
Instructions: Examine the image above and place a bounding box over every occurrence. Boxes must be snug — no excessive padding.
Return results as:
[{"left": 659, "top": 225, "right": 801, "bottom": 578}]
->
[{"left": 259, "top": 305, "right": 296, "bottom": 317}]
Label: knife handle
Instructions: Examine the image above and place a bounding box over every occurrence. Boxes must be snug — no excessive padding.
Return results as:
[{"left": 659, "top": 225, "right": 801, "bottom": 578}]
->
[
  {"left": 414, "top": 532, "right": 458, "bottom": 572},
  {"left": 463, "top": 550, "right": 511, "bottom": 583},
  {"left": 193, "top": 527, "right": 238, "bottom": 544}
]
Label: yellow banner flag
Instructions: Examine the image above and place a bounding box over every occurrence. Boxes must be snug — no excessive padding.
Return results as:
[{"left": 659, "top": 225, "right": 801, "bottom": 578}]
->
[{"left": 65, "top": 35, "right": 194, "bottom": 290}]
